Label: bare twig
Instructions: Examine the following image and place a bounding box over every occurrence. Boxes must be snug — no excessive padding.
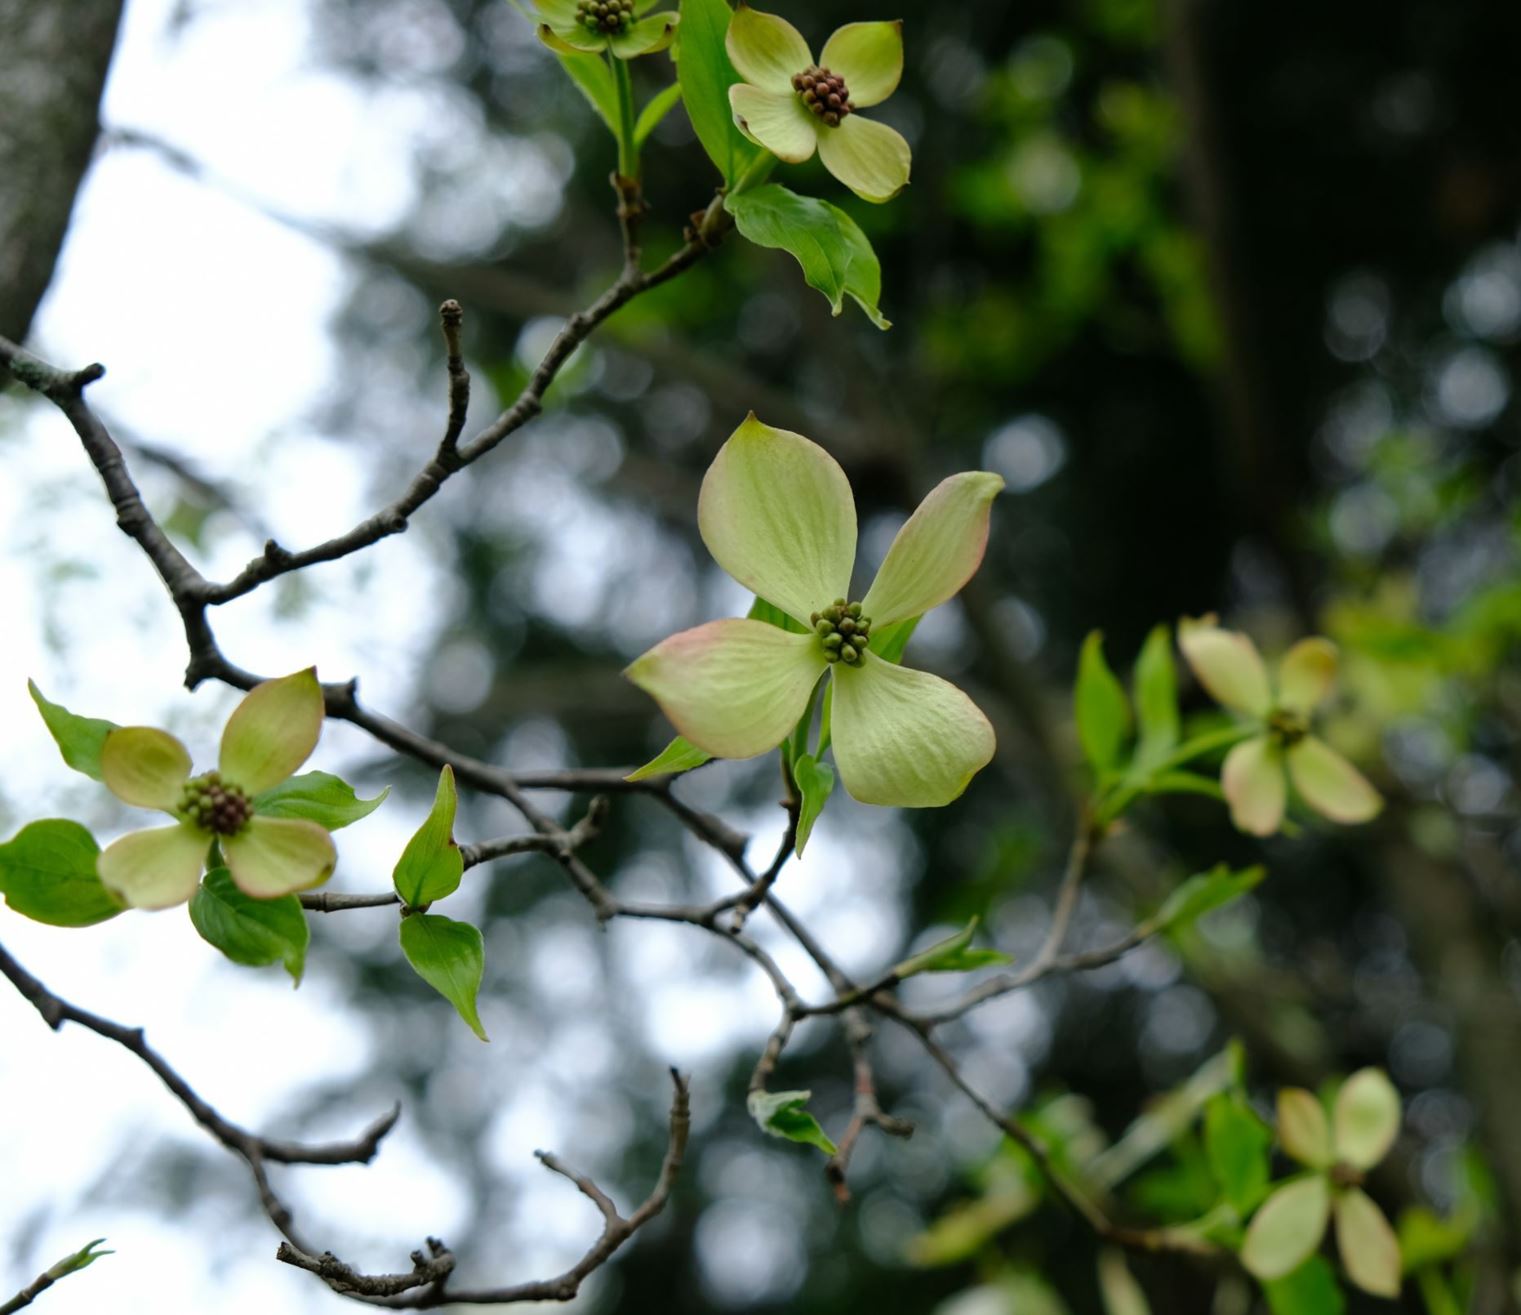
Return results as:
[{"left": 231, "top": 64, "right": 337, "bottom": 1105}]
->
[
  {"left": 0, "top": 938, "right": 399, "bottom": 1168},
  {"left": 437, "top": 299, "right": 470, "bottom": 458},
  {"left": 276, "top": 1070, "right": 691, "bottom": 1308}
]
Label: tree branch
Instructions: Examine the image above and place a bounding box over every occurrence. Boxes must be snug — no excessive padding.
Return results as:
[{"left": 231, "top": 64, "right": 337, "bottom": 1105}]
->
[{"left": 0, "top": 938, "right": 399, "bottom": 1169}]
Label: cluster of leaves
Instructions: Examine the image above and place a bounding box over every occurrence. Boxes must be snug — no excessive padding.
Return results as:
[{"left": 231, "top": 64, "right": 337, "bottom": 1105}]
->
[{"left": 912, "top": 1042, "right": 1466, "bottom": 1313}]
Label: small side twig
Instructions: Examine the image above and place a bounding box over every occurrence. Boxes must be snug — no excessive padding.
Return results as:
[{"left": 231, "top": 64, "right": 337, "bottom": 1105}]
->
[{"left": 437, "top": 299, "right": 470, "bottom": 459}]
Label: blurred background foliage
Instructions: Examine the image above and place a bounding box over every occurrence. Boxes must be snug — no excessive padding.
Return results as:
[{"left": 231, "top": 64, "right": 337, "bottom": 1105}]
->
[{"left": 14, "top": 0, "right": 1521, "bottom": 1309}]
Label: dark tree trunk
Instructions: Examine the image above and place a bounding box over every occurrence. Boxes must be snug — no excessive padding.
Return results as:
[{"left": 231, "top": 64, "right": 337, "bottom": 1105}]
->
[{"left": 0, "top": 0, "right": 126, "bottom": 382}]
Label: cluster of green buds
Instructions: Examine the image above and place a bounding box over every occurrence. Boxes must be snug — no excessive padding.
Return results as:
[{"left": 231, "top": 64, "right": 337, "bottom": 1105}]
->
[
  {"left": 791, "top": 65, "right": 855, "bottom": 127},
  {"left": 576, "top": 0, "right": 634, "bottom": 34},
  {"left": 811, "top": 599, "right": 872, "bottom": 665},
  {"left": 177, "top": 771, "right": 252, "bottom": 837},
  {"left": 1266, "top": 706, "right": 1309, "bottom": 747}
]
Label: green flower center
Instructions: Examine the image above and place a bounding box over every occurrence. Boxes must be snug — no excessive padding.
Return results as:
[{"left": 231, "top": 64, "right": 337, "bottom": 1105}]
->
[
  {"left": 577, "top": 0, "right": 633, "bottom": 33},
  {"left": 812, "top": 599, "right": 871, "bottom": 666},
  {"left": 1266, "top": 708, "right": 1309, "bottom": 747},
  {"left": 177, "top": 771, "right": 253, "bottom": 836},
  {"left": 792, "top": 66, "right": 855, "bottom": 127}
]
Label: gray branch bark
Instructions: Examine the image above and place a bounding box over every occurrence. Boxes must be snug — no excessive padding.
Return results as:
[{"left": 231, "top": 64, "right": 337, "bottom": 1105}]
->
[{"left": 0, "top": 0, "right": 125, "bottom": 383}]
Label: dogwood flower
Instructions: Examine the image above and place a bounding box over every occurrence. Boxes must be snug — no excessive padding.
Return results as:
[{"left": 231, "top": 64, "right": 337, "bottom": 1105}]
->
[
  {"left": 626, "top": 415, "right": 1001, "bottom": 807},
  {"left": 1178, "top": 617, "right": 1381, "bottom": 837},
  {"left": 726, "top": 6, "right": 910, "bottom": 203},
  {"left": 1242, "top": 1069, "right": 1402, "bottom": 1298},
  {"left": 534, "top": 0, "right": 677, "bottom": 59},
  {"left": 95, "top": 669, "right": 336, "bottom": 909}
]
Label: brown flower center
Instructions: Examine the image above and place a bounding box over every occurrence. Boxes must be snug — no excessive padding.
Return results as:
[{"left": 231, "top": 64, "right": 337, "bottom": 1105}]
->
[
  {"left": 812, "top": 600, "right": 872, "bottom": 666},
  {"left": 792, "top": 66, "right": 854, "bottom": 127},
  {"left": 178, "top": 771, "right": 253, "bottom": 836},
  {"left": 1329, "top": 1160, "right": 1364, "bottom": 1190},
  {"left": 577, "top": 0, "right": 633, "bottom": 34}
]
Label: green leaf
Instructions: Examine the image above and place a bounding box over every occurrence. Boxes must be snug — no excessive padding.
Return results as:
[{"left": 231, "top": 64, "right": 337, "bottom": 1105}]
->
[
  {"left": 1262, "top": 1255, "right": 1345, "bottom": 1315},
  {"left": 676, "top": 0, "right": 759, "bottom": 185},
  {"left": 871, "top": 615, "right": 920, "bottom": 664},
  {"left": 791, "top": 753, "right": 834, "bottom": 856},
  {"left": 747, "top": 1088, "right": 836, "bottom": 1154},
  {"left": 747, "top": 593, "right": 811, "bottom": 633},
  {"left": 392, "top": 765, "right": 464, "bottom": 908},
  {"left": 894, "top": 916, "right": 1013, "bottom": 978},
  {"left": 1396, "top": 1206, "right": 1471, "bottom": 1272},
  {"left": 1204, "top": 1092, "right": 1273, "bottom": 1215},
  {"left": 627, "top": 735, "right": 713, "bottom": 780},
  {"left": 635, "top": 80, "right": 683, "bottom": 144},
  {"left": 1155, "top": 864, "right": 1265, "bottom": 935},
  {"left": 28, "top": 680, "right": 119, "bottom": 781},
  {"left": 557, "top": 49, "right": 621, "bottom": 132},
  {"left": 1132, "top": 624, "right": 1180, "bottom": 771},
  {"left": 44, "top": 1237, "right": 113, "bottom": 1281},
  {"left": 0, "top": 820, "right": 122, "bottom": 927},
  {"left": 1075, "top": 632, "right": 1130, "bottom": 775},
  {"left": 253, "top": 771, "right": 388, "bottom": 830},
  {"left": 1144, "top": 770, "right": 1225, "bottom": 801},
  {"left": 725, "top": 184, "right": 890, "bottom": 328},
  {"left": 399, "top": 913, "right": 488, "bottom": 1041},
  {"left": 188, "top": 867, "right": 309, "bottom": 984}
]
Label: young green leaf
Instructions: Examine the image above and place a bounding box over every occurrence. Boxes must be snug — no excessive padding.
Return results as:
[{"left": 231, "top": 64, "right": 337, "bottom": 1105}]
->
[
  {"left": 894, "top": 916, "right": 1013, "bottom": 978},
  {"left": 28, "top": 680, "right": 119, "bottom": 781},
  {"left": 725, "top": 184, "right": 890, "bottom": 328},
  {"left": 676, "top": 0, "right": 759, "bottom": 186},
  {"left": 791, "top": 752, "right": 835, "bottom": 856},
  {"left": 635, "top": 80, "right": 683, "bottom": 145},
  {"left": 1396, "top": 1206, "right": 1472, "bottom": 1271},
  {"left": 1131, "top": 624, "right": 1180, "bottom": 771},
  {"left": 747, "top": 1088, "right": 836, "bottom": 1155},
  {"left": 1204, "top": 1092, "right": 1272, "bottom": 1215},
  {"left": 626, "top": 735, "right": 714, "bottom": 781},
  {"left": 392, "top": 765, "right": 464, "bottom": 907},
  {"left": 44, "top": 1237, "right": 113, "bottom": 1280},
  {"left": 253, "top": 771, "right": 388, "bottom": 830},
  {"left": 1143, "top": 770, "right": 1225, "bottom": 801},
  {"left": 560, "top": 50, "right": 621, "bottom": 131},
  {"left": 0, "top": 820, "right": 122, "bottom": 927},
  {"left": 189, "top": 867, "right": 310, "bottom": 985},
  {"left": 1261, "top": 1255, "right": 1346, "bottom": 1315},
  {"left": 870, "top": 615, "right": 920, "bottom": 664},
  {"left": 1075, "top": 632, "right": 1130, "bottom": 775},
  {"left": 400, "top": 912, "right": 488, "bottom": 1041},
  {"left": 1155, "top": 864, "right": 1265, "bottom": 936}
]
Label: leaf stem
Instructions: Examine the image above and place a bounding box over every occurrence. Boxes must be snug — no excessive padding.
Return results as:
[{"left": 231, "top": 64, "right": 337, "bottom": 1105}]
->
[
  {"left": 612, "top": 55, "right": 638, "bottom": 179},
  {"left": 727, "top": 150, "right": 777, "bottom": 198}
]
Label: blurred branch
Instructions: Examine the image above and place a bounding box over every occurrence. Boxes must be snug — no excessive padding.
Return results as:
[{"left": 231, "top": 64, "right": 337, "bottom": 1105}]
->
[{"left": 0, "top": 937, "right": 401, "bottom": 1170}]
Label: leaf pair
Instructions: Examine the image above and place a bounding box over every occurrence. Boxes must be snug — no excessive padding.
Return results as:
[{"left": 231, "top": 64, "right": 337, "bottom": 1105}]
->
[{"left": 393, "top": 766, "right": 488, "bottom": 1041}]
